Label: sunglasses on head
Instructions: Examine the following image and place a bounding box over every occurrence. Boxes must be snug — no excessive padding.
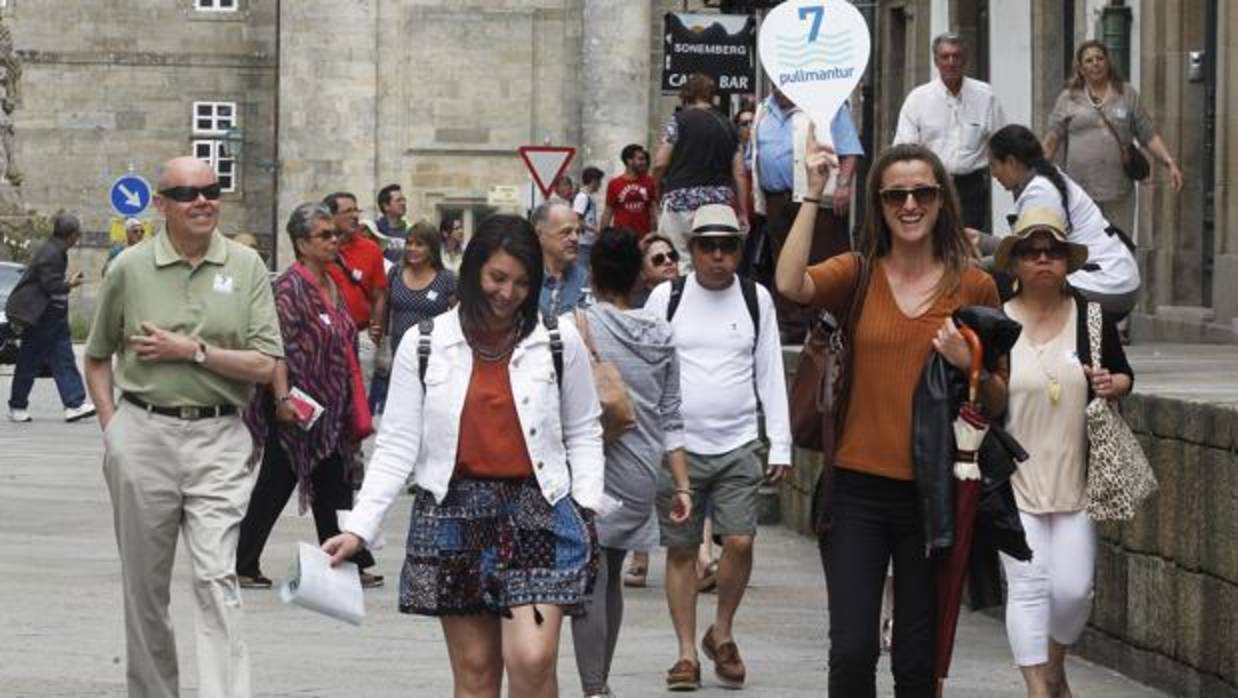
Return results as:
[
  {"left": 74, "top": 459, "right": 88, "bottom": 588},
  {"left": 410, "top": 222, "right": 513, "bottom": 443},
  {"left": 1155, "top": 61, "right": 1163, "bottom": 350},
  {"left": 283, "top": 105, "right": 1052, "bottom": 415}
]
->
[
  {"left": 878, "top": 185, "right": 940, "bottom": 208},
  {"left": 1014, "top": 242, "right": 1070, "bottom": 261},
  {"left": 650, "top": 249, "right": 679, "bottom": 266},
  {"left": 693, "top": 236, "right": 741, "bottom": 255},
  {"left": 158, "top": 183, "right": 223, "bottom": 202}
]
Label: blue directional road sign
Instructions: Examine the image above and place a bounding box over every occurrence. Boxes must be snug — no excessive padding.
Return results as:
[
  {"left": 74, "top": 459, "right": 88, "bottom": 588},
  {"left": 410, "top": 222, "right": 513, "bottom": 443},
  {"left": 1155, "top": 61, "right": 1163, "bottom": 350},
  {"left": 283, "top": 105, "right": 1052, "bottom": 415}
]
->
[{"left": 110, "top": 174, "right": 152, "bottom": 217}]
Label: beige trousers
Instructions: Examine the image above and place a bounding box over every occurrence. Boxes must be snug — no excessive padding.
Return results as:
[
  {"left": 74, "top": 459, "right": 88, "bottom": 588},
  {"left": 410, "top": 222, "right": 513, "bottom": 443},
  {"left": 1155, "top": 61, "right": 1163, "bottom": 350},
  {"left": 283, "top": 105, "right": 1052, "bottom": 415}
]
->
[{"left": 102, "top": 401, "right": 257, "bottom": 698}]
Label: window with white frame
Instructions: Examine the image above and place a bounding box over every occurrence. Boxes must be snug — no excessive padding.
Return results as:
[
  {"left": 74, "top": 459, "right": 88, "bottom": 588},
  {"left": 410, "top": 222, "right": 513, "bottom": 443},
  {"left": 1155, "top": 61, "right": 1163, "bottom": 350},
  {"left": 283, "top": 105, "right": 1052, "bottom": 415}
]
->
[
  {"left": 192, "top": 101, "right": 237, "bottom": 192},
  {"left": 195, "top": 0, "right": 238, "bottom": 11}
]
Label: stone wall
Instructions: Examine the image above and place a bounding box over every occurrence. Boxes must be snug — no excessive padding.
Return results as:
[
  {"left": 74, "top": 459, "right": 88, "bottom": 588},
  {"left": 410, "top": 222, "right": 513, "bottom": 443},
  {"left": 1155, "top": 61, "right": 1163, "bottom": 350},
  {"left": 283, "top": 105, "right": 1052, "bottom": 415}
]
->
[{"left": 776, "top": 349, "right": 1238, "bottom": 696}]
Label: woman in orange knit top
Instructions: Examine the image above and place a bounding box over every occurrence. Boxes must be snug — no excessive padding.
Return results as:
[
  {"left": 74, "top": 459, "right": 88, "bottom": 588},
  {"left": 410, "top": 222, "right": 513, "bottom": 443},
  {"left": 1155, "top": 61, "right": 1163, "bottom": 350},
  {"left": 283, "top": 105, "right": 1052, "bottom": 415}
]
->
[{"left": 776, "top": 139, "right": 1007, "bottom": 697}]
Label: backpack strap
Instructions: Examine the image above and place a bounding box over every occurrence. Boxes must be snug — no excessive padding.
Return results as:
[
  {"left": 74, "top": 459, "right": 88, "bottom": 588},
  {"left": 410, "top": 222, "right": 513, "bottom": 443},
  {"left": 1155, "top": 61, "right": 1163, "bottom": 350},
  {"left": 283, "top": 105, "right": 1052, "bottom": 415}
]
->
[
  {"left": 417, "top": 318, "right": 434, "bottom": 389},
  {"left": 738, "top": 276, "right": 760, "bottom": 351},
  {"left": 665, "top": 276, "right": 688, "bottom": 323},
  {"left": 542, "top": 313, "right": 564, "bottom": 390}
]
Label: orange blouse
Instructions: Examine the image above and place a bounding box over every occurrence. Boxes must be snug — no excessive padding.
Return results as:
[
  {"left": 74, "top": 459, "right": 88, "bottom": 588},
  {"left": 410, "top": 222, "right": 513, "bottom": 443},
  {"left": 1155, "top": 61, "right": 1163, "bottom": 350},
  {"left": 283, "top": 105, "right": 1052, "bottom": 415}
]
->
[
  {"left": 807, "top": 254, "right": 1000, "bottom": 481},
  {"left": 454, "top": 347, "right": 534, "bottom": 480}
]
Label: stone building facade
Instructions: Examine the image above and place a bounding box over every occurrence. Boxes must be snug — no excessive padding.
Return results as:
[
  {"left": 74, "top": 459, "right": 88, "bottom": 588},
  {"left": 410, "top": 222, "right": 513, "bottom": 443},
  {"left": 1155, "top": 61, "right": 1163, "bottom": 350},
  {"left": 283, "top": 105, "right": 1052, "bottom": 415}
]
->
[{"left": 1, "top": 0, "right": 1233, "bottom": 342}]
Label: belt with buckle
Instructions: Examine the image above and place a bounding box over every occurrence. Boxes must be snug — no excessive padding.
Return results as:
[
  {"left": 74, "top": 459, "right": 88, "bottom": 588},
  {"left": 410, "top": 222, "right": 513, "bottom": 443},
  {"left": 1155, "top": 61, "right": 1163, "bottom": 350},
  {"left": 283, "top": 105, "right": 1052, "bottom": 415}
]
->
[{"left": 122, "top": 394, "right": 237, "bottom": 420}]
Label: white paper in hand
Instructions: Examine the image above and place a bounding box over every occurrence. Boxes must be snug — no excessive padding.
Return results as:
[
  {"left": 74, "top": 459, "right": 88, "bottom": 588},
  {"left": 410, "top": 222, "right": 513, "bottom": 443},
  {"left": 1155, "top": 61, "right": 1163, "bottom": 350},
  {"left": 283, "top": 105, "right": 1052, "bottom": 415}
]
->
[
  {"left": 758, "top": 0, "right": 871, "bottom": 144},
  {"left": 279, "top": 542, "right": 365, "bottom": 626}
]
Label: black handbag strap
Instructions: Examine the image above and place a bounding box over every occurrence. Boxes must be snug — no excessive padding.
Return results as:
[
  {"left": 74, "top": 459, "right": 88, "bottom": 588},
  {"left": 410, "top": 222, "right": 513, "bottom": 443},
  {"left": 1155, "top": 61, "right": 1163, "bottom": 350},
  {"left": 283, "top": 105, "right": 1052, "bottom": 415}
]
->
[{"left": 1089, "top": 89, "right": 1132, "bottom": 154}]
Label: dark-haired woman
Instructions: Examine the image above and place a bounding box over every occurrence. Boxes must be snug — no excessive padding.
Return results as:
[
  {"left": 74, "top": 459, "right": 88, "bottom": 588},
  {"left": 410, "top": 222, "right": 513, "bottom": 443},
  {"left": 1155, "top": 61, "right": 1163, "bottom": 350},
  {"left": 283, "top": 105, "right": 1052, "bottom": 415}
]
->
[
  {"left": 994, "top": 206, "right": 1132, "bottom": 698},
  {"left": 989, "top": 124, "right": 1140, "bottom": 320},
  {"left": 323, "top": 215, "right": 604, "bottom": 698},
  {"left": 238, "top": 202, "right": 379, "bottom": 589},
  {"left": 776, "top": 139, "right": 1007, "bottom": 697},
  {"left": 569, "top": 227, "right": 693, "bottom": 698},
  {"left": 387, "top": 221, "right": 457, "bottom": 355},
  {"left": 1042, "top": 39, "right": 1183, "bottom": 235}
]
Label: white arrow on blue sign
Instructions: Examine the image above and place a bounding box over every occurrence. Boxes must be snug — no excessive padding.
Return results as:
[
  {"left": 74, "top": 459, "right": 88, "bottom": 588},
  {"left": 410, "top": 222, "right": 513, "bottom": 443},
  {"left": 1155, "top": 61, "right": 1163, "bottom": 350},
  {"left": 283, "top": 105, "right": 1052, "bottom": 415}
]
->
[{"left": 109, "top": 174, "right": 152, "bottom": 217}]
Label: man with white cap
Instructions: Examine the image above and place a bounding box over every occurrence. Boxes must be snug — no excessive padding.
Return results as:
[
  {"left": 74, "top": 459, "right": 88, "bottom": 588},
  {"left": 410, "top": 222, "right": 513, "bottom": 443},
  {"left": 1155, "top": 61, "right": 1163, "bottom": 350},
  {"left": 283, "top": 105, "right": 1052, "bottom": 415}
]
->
[{"left": 643, "top": 203, "right": 791, "bottom": 691}]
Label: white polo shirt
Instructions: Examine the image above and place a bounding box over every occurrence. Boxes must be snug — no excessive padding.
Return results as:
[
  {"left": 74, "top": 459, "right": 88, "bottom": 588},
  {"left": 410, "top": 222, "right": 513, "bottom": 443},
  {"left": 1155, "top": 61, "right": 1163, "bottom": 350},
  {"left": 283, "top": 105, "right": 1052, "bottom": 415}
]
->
[{"left": 893, "top": 77, "right": 1006, "bottom": 176}]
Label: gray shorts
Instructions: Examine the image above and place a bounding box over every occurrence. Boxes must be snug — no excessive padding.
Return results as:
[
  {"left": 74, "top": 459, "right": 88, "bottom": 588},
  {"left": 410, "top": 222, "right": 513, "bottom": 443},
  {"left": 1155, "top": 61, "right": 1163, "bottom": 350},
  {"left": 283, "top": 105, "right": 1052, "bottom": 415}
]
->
[{"left": 656, "top": 440, "right": 764, "bottom": 549}]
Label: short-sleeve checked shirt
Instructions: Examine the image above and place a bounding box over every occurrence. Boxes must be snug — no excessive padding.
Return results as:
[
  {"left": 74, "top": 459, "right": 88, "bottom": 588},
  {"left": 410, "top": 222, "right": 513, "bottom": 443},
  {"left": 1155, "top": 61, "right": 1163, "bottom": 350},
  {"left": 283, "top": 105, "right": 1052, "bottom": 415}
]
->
[{"left": 85, "top": 229, "right": 283, "bottom": 407}]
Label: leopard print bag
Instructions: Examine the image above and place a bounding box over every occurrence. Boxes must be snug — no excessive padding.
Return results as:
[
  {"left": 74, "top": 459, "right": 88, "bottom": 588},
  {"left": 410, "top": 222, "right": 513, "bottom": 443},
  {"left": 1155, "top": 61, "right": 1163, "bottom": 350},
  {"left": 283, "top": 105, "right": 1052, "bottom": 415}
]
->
[{"left": 1084, "top": 302, "right": 1157, "bottom": 521}]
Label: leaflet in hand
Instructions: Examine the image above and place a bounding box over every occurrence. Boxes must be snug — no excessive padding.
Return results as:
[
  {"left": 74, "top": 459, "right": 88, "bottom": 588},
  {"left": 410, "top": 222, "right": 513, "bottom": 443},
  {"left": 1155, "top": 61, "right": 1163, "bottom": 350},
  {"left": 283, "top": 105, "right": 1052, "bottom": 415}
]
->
[
  {"left": 278, "top": 542, "right": 365, "bottom": 626},
  {"left": 286, "top": 387, "right": 324, "bottom": 431}
]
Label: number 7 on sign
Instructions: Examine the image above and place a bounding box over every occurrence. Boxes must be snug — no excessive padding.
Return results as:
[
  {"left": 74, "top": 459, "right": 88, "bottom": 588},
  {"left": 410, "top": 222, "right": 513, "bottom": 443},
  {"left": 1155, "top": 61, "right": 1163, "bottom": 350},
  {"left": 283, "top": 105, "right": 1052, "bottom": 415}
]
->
[{"left": 799, "top": 5, "right": 824, "bottom": 43}]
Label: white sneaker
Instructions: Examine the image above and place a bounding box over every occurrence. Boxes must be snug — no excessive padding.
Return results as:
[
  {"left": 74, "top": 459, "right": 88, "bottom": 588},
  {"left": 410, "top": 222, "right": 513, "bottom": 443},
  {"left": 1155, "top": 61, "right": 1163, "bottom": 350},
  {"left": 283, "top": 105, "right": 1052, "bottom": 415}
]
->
[
  {"left": 64, "top": 403, "right": 96, "bottom": 423},
  {"left": 8, "top": 408, "right": 31, "bottom": 423}
]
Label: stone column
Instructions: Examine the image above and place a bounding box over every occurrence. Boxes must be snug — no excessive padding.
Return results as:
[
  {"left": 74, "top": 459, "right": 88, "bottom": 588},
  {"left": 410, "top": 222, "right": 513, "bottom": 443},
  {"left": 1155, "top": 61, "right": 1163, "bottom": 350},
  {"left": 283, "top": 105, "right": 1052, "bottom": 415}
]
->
[
  {"left": 580, "top": 0, "right": 651, "bottom": 175},
  {"left": 276, "top": 0, "right": 378, "bottom": 269}
]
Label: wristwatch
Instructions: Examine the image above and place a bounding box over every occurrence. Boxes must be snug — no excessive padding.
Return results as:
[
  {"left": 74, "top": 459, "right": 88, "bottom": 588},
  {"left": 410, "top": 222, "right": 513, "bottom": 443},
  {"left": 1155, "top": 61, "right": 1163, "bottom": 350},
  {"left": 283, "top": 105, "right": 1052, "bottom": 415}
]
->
[{"left": 192, "top": 340, "right": 208, "bottom": 365}]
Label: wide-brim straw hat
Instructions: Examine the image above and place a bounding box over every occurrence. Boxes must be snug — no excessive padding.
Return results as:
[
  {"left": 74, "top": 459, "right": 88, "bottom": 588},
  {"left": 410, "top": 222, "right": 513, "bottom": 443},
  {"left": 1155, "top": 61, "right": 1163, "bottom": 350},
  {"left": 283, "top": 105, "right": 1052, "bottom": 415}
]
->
[{"left": 994, "top": 207, "right": 1089, "bottom": 274}]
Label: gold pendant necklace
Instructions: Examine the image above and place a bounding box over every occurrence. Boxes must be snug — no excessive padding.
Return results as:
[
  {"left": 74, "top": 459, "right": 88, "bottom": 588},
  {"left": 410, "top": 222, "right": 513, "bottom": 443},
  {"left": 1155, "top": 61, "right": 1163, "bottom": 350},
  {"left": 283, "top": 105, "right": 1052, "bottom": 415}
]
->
[{"left": 1032, "top": 343, "right": 1062, "bottom": 406}]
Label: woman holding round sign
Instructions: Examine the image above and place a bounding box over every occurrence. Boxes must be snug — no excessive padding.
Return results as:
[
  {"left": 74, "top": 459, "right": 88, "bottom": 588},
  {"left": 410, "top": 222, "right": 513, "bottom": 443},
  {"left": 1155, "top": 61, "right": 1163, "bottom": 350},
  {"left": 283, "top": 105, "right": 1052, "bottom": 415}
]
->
[{"left": 776, "top": 132, "right": 1008, "bottom": 695}]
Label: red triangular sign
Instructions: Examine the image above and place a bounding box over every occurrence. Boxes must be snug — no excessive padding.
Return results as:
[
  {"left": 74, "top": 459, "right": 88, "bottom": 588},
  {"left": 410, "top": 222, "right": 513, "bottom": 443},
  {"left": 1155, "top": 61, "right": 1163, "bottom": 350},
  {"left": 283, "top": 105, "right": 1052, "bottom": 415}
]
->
[{"left": 518, "top": 146, "right": 576, "bottom": 198}]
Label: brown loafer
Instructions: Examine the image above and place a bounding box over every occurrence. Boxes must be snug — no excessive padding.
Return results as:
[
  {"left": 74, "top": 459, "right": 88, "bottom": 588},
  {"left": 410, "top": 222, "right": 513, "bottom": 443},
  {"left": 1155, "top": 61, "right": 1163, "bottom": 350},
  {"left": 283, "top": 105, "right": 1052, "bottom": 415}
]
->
[
  {"left": 702, "top": 625, "right": 746, "bottom": 689},
  {"left": 666, "top": 658, "right": 701, "bottom": 691}
]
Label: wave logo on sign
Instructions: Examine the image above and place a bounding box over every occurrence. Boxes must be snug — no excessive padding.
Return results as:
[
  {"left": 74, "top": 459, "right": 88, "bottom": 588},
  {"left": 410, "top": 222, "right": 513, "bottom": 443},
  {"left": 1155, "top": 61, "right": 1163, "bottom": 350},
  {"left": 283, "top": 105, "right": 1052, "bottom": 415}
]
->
[
  {"left": 758, "top": 1, "right": 870, "bottom": 142},
  {"left": 773, "top": 7, "right": 856, "bottom": 86}
]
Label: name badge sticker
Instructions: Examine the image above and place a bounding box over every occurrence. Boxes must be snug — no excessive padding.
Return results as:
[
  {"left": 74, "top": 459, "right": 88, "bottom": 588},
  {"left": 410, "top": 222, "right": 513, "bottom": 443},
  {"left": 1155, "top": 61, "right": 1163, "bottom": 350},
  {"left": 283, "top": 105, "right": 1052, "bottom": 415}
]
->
[
  {"left": 320, "top": 313, "right": 332, "bottom": 326},
  {"left": 351, "top": 268, "right": 363, "bottom": 282},
  {"left": 213, "top": 273, "right": 234, "bottom": 294},
  {"left": 426, "top": 290, "right": 439, "bottom": 301}
]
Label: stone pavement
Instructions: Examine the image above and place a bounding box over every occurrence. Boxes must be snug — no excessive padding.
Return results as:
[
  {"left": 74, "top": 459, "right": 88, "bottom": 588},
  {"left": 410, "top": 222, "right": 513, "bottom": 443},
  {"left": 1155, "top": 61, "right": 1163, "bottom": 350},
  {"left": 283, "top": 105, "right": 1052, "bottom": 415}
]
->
[{"left": 0, "top": 357, "right": 1177, "bottom": 697}]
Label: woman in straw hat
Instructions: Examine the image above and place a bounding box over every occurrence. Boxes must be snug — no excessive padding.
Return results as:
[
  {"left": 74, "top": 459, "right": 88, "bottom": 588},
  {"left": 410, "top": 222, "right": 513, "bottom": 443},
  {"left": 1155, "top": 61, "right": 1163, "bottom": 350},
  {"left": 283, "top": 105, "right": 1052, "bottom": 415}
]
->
[{"left": 994, "top": 206, "right": 1132, "bottom": 698}]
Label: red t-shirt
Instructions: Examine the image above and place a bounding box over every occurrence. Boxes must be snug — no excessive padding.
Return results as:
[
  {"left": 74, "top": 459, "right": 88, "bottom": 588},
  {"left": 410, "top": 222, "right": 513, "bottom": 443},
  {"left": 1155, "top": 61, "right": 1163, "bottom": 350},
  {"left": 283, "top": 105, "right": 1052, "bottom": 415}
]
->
[
  {"left": 606, "top": 174, "right": 656, "bottom": 236},
  {"left": 325, "top": 234, "right": 387, "bottom": 328}
]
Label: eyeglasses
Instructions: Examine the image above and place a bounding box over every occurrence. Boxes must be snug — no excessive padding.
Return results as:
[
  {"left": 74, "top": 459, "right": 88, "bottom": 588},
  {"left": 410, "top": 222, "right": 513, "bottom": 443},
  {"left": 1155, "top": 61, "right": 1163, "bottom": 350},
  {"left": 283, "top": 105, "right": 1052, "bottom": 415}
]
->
[
  {"left": 158, "top": 183, "right": 222, "bottom": 202},
  {"left": 650, "top": 250, "right": 680, "bottom": 266},
  {"left": 878, "top": 185, "right": 940, "bottom": 208},
  {"left": 737, "top": 119, "right": 753, "bottom": 127},
  {"left": 1014, "top": 243, "right": 1070, "bottom": 261},
  {"left": 693, "top": 237, "right": 741, "bottom": 255},
  {"left": 308, "top": 230, "right": 341, "bottom": 241}
]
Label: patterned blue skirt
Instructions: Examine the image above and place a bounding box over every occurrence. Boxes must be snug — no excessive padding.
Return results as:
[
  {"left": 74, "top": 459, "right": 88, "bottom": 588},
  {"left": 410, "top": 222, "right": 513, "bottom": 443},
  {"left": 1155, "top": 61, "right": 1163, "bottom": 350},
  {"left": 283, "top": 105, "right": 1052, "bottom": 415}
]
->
[{"left": 399, "top": 476, "right": 597, "bottom": 617}]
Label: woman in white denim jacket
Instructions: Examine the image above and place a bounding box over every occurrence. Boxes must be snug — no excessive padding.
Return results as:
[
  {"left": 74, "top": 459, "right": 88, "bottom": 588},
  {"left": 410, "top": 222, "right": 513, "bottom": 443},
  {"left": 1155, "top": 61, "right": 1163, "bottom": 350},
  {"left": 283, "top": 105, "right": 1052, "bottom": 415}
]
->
[{"left": 325, "top": 214, "right": 604, "bottom": 698}]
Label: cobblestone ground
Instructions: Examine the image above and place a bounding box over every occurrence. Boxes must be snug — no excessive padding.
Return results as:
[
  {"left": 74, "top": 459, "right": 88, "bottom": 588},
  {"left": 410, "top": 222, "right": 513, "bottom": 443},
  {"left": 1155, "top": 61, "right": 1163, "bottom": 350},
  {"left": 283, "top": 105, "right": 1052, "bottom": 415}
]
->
[{"left": 0, "top": 362, "right": 1168, "bottom": 697}]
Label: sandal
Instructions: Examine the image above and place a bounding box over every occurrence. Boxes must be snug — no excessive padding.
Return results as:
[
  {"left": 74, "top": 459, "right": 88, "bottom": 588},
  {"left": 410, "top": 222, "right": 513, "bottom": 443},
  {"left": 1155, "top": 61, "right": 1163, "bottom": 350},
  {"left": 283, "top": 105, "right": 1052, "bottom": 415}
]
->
[
  {"left": 697, "top": 559, "right": 719, "bottom": 594},
  {"left": 623, "top": 563, "right": 648, "bottom": 588}
]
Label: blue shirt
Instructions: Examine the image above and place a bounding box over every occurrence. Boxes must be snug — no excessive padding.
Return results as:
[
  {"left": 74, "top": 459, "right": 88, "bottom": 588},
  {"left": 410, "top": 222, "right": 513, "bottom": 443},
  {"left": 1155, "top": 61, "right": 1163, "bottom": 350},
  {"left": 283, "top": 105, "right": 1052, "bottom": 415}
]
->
[
  {"left": 539, "top": 263, "right": 589, "bottom": 318},
  {"left": 754, "top": 99, "right": 864, "bottom": 193}
]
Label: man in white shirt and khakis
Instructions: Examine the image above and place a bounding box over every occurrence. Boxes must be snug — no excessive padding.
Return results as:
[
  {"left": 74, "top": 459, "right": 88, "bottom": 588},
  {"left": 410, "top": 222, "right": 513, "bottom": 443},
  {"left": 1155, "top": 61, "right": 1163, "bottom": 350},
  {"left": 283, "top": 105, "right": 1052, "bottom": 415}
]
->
[
  {"left": 894, "top": 33, "right": 1006, "bottom": 231},
  {"left": 644, "top": 204, "right": 792, "bottom": 692}
]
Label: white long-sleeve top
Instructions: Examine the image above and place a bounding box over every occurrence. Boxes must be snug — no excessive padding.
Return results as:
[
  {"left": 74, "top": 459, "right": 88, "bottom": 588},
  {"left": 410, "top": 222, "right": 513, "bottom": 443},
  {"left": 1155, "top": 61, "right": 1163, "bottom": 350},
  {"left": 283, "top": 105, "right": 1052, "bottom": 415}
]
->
[
  {"left": 644, "top": 274, "right": 792, "bottom": 465},
  {"left": 343, "top": 308, "right": 605, "bottom": 547}
]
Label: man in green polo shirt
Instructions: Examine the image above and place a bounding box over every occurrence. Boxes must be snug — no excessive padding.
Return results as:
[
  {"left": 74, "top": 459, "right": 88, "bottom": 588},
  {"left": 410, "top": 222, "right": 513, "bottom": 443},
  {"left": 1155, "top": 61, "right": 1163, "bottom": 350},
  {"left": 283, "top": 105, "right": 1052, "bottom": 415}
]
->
[{"left": 84, "top": 156, "right": 282, "bottom": 698}]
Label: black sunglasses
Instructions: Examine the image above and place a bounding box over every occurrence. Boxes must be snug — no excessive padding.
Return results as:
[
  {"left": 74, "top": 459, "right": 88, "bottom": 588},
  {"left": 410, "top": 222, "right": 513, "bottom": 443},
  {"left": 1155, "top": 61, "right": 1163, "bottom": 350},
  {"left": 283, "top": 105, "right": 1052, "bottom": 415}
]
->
[
  {"left": 650, "top": 250, "right": 680, "bottom": 266},
  {"left": 1014, "top": 243, "right": 1070, "bottom": 261},
  {"left": 737, "top": 119, "right": 753, "bottom": 127},
  {"left": 878, "top": 185, "right": 940, "bottom": 208},
  {"left": 158, "top": 183, "right": 223, "bottom": 202},
  {"left": 693, "top": 237, "right": 742, "bottom": 255}
]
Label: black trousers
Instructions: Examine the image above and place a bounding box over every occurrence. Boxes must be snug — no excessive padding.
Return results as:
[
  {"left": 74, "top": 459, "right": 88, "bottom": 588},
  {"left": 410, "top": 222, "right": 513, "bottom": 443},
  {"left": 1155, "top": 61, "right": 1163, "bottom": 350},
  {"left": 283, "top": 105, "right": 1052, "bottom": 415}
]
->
[
  {"left": 952, "top": 169, "right": 991, "bottom": 233},
  {"left": 236, "top": 433, "right": 375, "bottom": 577},
  {"left": 820, "top": 468, "right": 935, "bottom": 698}
]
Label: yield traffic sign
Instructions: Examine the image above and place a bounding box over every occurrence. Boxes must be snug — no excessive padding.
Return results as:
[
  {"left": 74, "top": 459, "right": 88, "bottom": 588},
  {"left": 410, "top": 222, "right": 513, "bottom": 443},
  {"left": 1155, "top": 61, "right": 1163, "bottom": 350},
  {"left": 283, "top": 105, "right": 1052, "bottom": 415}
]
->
[
  {"left": 110, "top": 174, "right": 152, "bottom": 217},
  {"left": 518, "top": 146, "right": 575, "bottom": 198}
]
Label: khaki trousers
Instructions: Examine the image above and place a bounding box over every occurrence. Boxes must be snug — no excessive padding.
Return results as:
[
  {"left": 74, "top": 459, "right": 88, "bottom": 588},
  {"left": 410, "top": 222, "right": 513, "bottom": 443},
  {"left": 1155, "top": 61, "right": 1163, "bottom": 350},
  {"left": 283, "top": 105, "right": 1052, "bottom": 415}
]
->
[{"left": 102, "top": 401, "right": 256, "bottom": 698}]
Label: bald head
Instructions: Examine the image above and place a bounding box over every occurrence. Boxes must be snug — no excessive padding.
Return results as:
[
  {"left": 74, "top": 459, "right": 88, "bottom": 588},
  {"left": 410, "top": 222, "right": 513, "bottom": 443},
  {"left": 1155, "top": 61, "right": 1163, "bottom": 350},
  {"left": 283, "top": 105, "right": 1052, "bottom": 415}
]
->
[
  {"left": 154, "top": 156, "right": 221, "bottom": 242},
  {"left": 157, "top": 156, "right": 216, "bottom": 191}
]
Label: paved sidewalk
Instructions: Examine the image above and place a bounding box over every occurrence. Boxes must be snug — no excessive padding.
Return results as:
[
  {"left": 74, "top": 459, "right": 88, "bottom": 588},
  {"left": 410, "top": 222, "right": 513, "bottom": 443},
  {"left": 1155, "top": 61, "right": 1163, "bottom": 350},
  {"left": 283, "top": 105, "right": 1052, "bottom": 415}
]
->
[{"left": 0, "top": 364, "right": 1170, "bottom": 697}]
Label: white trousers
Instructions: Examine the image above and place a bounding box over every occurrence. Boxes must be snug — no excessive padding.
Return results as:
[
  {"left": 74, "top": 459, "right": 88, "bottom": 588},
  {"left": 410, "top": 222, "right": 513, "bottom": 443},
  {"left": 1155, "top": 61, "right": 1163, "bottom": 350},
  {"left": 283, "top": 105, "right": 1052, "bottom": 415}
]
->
[
  {"left": 1000, "top": 509, "right": 1096, "bottom": 666},
  {"left": 102, "top": 402, "right": 257, "bottom": 697},
  {"left": 657, "top": 205, "right": 696, "bottom": 274}
]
